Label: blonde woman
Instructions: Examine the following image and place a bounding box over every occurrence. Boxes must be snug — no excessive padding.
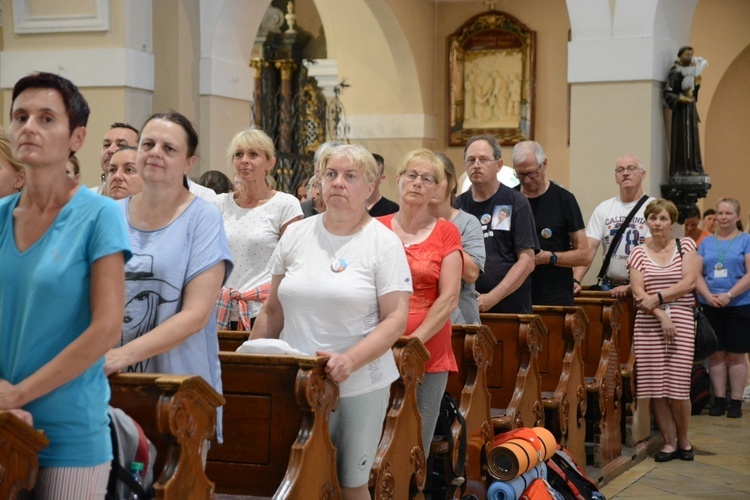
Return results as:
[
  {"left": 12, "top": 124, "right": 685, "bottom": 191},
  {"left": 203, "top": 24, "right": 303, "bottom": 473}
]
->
[{"left": 0, "top": 132, "right": 25, "bottom": 197}]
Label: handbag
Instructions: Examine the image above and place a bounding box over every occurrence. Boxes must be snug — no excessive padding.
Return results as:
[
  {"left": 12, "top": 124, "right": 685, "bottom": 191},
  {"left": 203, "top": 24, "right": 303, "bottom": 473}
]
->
[{"left": 675, "top": 238, "right": 719, "bottom": 361}]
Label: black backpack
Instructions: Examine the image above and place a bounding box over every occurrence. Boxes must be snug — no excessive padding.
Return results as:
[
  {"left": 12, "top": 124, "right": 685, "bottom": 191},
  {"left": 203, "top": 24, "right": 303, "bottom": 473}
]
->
[
  {"left": 425, "top": 393, "right": 468, "bottom": 499},
  {"left": 545, "top": 446, "right": 604, "bottom": 500}
]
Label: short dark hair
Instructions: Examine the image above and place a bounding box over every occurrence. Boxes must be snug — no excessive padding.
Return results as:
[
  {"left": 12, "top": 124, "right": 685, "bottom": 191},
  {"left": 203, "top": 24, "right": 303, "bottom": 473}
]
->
[
  {"left": 372, "top": 153, "right": 385, "bottom": 175},
  {"left": 141, "top": 110, "right": 198, "bottom": 157},
  {"left": 702, "top": 208, "right": 715, "bottom": 218},
  {"left": 198, "top": 170, "right": 233, "bottom": 194},
  {"left": 110, "top": 122, "right": 140, "bottom": 137},
  {"left": 685, "top": 204, "right": 701, "bottom": 220},
  {"left": 12, "top": 72, "right": 90, "bottom": 132},
  {"left": 464, "top": 134, "right": 502, "bottom": 160}
]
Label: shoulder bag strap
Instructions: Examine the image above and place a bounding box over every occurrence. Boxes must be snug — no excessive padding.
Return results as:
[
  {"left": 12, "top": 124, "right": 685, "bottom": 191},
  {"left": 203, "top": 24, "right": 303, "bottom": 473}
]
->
[
  {"left": 675, "top": 237, "right": 700, "bottom": 304},
  {"left": 595, "top": 194, "right": 650, "bottom": 284}
]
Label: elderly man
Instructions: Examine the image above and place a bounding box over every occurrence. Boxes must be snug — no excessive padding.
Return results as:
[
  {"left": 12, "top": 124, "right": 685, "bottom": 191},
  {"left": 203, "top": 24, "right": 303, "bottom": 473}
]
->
[
  {"left": 94, "top": 122, "right": 139, "bottom": 194},
  {"left": 513, "top": 141, "right": 590, "bottom": 305},
  {"left": 455, "top": 134, "right": 538, "bottom": 313},
  {"left": 573, "top": 154, "right": 655, "bottom": 299}
]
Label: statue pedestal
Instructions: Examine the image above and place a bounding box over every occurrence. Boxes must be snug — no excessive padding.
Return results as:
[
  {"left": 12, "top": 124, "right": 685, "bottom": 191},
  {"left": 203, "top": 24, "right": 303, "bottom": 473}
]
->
[{"left": 661, "top": 174, "right": 712, "bottom": 223}]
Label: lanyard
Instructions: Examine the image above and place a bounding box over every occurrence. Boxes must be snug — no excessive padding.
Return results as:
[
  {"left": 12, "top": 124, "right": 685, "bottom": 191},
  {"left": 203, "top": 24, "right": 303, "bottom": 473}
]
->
[{"left": 714, "top": 232, "right": 739, "bottom": 270}]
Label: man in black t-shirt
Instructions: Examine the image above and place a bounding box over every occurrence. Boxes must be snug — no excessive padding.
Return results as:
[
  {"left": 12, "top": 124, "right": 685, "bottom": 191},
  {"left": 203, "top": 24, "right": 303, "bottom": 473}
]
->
[
  {"left": 513, "top": 141, "right": 591, "bottom": 305},
  {"left": 455, "top": 135, "right": 538, "bottom": 313},
  {"left": 367, "top": 153, "right": 399, "bottom": 217}
]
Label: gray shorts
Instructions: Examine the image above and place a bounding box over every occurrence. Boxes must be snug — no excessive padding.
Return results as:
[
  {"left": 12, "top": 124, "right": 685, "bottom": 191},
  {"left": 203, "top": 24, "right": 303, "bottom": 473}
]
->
[{"left": 328, "top": 386, "right": 390, "bottom": 488}]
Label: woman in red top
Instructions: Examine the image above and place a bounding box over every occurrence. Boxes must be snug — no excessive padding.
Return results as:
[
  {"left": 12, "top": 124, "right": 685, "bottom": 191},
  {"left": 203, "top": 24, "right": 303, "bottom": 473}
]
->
[{"left": 378, "top": 148, "right": 462, "bottom": 458}]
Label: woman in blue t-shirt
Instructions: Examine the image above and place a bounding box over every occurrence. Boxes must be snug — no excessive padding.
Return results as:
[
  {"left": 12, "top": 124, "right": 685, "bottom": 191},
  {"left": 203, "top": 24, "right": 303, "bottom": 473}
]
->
[
  {"left": 696, "top": 198, "right": 750, "bottom": 418},
  {"left": 0, "top": 73, "right": 131, "bottom": 498}
]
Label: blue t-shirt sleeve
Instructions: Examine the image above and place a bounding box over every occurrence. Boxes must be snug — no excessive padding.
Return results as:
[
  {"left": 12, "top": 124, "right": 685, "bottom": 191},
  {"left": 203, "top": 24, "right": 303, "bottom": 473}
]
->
[
  {"left": 186, "top": 201, "right": 234, "bottom": 285},
  {"left": 87, "top": 196, "right": 132, "bottom": 264}
]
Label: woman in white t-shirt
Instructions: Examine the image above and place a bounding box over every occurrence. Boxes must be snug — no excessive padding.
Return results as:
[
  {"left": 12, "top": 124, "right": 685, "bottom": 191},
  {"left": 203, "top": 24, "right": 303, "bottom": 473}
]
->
[
  {"left": 251, "top": 144, "right": 412, "bottom": 499},
  {"left": 214, "top": 129, "right": 302, "bottom": 330}
]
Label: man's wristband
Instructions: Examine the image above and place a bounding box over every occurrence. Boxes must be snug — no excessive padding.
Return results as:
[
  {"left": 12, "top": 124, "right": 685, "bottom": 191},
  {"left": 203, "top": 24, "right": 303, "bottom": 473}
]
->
[
  {"left": 573, "top": 278, "right": 581, "bottom": 286},
  {"left": 657, "top": 292, "right": 664, "bottom": 305}
]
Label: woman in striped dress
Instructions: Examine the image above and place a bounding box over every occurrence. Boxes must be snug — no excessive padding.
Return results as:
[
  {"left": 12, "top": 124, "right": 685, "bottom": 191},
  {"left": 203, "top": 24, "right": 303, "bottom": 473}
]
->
[{"left": 628, "top": 199, "right": 699, "bottom": 463}]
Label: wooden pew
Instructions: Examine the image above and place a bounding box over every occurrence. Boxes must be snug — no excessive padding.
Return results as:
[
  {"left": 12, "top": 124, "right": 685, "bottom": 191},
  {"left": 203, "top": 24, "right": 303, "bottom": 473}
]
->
[
  {"left": 217, "top": 329, "right": 247, "bottom": 352},
  {"left": 479, "top": 314, "right": 546, "bottom": 433},
  {"left": 571, "top": 297, "right": 623, "bottom": 467},
  {"left": 441, "top": 324, "right": 496, "bottom": 500},
  {"left": 531, "top": 306, "right": 588, "bottom": 469},
  {"left": 579, "top": 290, "right": 647, "bottom": 447},
  {"left": 369, "top": 336, "right": 430, "bottom": 500},
  {"left": 206, "top": 353, "right": 340, "bottom": 499},
  {"left": 0, "top": 411, "right": 49, "bottom": 498},
  {"left": 109, "top": 373, "right": 225, "bottom": 499}
]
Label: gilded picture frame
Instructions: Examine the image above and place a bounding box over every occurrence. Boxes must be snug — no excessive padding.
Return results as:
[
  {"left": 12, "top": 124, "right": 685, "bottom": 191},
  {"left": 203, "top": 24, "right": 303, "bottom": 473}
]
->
[{"left": 448, "top": 11, "right": 536, "bottom": 146}]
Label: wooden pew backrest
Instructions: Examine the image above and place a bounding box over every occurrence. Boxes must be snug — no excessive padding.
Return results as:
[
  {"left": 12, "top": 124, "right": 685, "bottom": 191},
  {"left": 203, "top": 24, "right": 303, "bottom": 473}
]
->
[
  {"left": 109, "top": 373, "right": 224, "bottom": 500},
  {"left": 0, "top": 411, "right": 49, "bottom": 499}
]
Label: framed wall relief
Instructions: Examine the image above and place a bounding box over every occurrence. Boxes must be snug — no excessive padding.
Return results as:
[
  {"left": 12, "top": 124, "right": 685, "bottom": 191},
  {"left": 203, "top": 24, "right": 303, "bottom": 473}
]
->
[{"left": 448, "top": 11, "right": 536, "bottom": 146}]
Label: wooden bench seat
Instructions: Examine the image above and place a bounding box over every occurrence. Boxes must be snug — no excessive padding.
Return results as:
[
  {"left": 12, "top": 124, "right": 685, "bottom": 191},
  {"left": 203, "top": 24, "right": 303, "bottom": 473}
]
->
[
  {"left": 108, "top": 373, "right": 225, "bottom": 499},
  {"left": 571, "top": 297, "right": 623, "bottom": 467},
  {"left": 479, "top": 314, "right": 546, "bottom": 433},
  {"left": 206, "top": 352, "right": 340, "bottom": 499},
  {"left": 0, "top": 410, "right": 49, "bottom": 498},
  {"left": 532, "top": 306, "right": 588, "bottom": 468},
  {"left": 369, "top": 336, "right": 430, "bottom": 499}
]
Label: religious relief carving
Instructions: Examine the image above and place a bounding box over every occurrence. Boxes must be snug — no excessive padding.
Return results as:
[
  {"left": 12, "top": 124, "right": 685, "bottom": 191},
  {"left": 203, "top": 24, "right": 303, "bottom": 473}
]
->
[{"left": 448, "top": 10, "right": 535, "bottom": 146}]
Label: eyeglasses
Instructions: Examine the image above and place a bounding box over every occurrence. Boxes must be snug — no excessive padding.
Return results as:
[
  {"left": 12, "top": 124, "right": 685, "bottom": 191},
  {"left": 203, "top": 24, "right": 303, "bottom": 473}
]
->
[
  {"left": 464, "top": 156, "right": 496, "bottom": 167},
  {"left": 401, "top": 169, "right": 437, "bottom": 186},
  {"left": 514, "top": 164, "right": 543, "bottom": 180},
  {"left": 614, "top": 165, "right": 642, "bottom": 174}
]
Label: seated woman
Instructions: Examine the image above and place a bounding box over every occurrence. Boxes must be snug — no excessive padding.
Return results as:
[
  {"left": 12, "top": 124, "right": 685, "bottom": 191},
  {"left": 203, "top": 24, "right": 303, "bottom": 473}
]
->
[
  {"left": 104, "top": 111, "right": 233, "bottom": 437},
  {"left": 0, "top": 72, "right": 131, "bottom": 498},
  {"left": 429, "top": 152, "right": 485, "bottom": 324},
  {"left": 251, "top": 144, "right": 411, "bottom": 500},
  {"left": 106, "top": 146, "right": 142, "bottom": 200},
  {"left": 198, "top": 169, "right": 233, "bottom": 194},
  {"left": 378, "top": 149, "right": 463, "bottom": 457},
  {"left": 214, "top": 128, "right": 302, "bottom": 330},
  {"left": 0, "top": 132, "right": 25, "bottom": 197}
]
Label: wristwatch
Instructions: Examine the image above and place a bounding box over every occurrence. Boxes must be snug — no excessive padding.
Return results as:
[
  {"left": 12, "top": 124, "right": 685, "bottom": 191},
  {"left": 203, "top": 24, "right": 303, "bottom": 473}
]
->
[
  {"left": 549, "top": 251, "right": 558, "bottom": 266},
  {"left": 727, "top": 291, "right": 734, "bottom": 300}
]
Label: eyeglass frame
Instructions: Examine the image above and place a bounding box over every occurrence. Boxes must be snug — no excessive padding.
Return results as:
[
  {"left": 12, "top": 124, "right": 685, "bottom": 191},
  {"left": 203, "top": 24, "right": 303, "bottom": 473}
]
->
[
  {"left": 463, "top": 156, "right": 497, "bottom": 167},
  {"left": 513, "top": 163, "right": 544, "bottom": 180},
  {"left": 614, "top": 165, "right": 643, "bottom": 174},
  {"left": 399, "top": 169, "right": 437, "bottom": 186}
]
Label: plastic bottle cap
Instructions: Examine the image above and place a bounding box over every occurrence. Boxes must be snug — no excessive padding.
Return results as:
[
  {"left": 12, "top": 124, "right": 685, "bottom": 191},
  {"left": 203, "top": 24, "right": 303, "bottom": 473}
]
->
[{"left": 130, "top": 461, "right": 144, "bottom": 472}]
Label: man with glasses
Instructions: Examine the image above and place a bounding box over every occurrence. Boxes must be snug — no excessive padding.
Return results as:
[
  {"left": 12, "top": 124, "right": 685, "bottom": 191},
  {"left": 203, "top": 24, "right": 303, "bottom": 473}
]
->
[
  {"left": 455, "top": 134, "right": 538, "bottom": 313},
  {"left": 513, "top": 141, "right": 590, "bottom": 305},
  {"left": 573, "top": 154, "right": 654, "bottom": 298}
]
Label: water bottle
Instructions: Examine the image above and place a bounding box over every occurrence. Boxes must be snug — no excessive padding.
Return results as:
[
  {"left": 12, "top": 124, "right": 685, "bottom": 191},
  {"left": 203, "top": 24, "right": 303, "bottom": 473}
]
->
[{"left": 127, "top": 461, "right": 145, "bottom": 500}]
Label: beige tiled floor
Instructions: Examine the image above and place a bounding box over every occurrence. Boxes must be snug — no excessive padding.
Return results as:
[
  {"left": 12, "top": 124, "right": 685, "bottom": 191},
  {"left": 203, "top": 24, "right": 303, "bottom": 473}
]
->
[{"left": 601, "top": 400, "right": 750, "bottom": 498}]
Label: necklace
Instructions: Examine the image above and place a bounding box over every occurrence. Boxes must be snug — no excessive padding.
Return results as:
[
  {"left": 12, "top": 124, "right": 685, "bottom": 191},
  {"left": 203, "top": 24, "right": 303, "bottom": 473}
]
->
[
  {"left": 714, "top": 230, "right": 740, "bottom": 270},
  {"left": 396, "top": 214, "right": 432, "bottom": 247}
]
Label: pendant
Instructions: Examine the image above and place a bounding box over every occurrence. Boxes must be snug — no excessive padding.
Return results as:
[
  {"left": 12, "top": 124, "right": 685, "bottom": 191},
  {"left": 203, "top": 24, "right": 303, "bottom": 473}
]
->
[
  {"left": 331, "top": 257, "right": 347, "bottom": 273},
  {"left": 715, "top": 262, "right": 724, "bottom": 270}
]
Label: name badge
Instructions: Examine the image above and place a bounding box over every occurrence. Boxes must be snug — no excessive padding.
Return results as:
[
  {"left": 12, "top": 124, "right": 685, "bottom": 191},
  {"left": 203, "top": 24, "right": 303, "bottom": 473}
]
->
[{"left": 714, "top": 269, "right": 728, "bottom": 278}]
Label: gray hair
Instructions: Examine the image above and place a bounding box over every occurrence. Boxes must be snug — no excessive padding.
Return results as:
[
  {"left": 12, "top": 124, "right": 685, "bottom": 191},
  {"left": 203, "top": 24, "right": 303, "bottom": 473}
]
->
[{"left": 512, "top": 140, "right": 546, "bottom": 167}]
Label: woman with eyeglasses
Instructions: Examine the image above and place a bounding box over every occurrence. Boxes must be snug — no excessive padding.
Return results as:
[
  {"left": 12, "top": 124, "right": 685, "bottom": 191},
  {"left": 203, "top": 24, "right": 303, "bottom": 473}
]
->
[{"left": 378, "top": 149, "right": 463, "bottom": 458}]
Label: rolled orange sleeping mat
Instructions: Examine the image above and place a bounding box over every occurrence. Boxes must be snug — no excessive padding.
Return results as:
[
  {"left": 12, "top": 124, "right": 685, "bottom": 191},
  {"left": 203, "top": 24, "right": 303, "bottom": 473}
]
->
[{"left": 487, "top": 427, "right": 558, "bottom": 481}]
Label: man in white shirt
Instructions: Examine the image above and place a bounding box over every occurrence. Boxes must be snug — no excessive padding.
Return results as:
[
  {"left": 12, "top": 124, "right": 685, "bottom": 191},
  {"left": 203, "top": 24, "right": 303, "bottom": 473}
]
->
[{"left": 573, "top": 154, "right": 655, "bottom": 299}]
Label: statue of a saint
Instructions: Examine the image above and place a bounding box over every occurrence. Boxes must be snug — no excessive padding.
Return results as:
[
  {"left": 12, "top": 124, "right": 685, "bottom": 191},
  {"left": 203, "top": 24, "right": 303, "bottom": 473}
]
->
[{"left": 663, "top": 46, "right": 709, "bottom": 177}]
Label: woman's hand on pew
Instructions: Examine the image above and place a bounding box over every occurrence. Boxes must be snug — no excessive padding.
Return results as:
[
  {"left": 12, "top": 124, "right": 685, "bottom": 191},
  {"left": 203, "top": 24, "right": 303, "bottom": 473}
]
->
[
  {"left": 5, "top": 408, "right": 34, "bottom": 427},
  {"left": 103, "top": 349, "right": 126, "bottom": 376},
  {"left": 316, "top": 351, "right": 355, "bottom": 384}
]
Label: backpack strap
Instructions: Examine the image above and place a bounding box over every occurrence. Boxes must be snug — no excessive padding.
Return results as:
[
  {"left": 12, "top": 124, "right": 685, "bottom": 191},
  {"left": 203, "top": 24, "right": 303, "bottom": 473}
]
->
[{"left": 595, "top": 194, "right": 649, "bottom": 285}]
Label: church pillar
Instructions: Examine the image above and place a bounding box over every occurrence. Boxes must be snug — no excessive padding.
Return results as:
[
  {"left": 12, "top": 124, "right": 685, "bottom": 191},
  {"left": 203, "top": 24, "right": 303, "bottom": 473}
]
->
[{"left": 566, "top": 0, "right": 698, "bottom": 228}]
